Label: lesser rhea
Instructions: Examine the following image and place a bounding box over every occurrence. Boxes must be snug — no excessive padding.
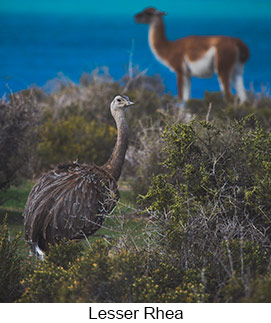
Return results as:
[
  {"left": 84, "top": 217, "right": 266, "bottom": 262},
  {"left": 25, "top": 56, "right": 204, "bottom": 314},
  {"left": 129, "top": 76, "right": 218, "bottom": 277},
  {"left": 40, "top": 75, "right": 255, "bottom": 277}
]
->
[{"left": 24, "top": 95, "right": 134, "bottom": 260}]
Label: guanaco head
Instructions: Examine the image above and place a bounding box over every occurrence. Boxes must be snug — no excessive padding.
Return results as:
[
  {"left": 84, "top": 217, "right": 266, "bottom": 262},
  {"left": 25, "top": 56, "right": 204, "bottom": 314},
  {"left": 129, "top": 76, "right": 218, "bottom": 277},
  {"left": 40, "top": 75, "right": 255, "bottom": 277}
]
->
[
  {"left": 110, "top": 95, "right": 135, "bottom": 116},
  {"left": 135, "top": 7, "right": 166, "bottom": 25}
]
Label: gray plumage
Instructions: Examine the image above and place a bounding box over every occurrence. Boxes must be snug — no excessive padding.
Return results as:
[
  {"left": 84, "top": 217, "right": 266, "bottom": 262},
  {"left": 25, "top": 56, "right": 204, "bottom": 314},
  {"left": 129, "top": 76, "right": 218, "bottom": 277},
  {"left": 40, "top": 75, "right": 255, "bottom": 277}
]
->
[{"left": 24, "top": 95, "right": 134, "bottom": 258}]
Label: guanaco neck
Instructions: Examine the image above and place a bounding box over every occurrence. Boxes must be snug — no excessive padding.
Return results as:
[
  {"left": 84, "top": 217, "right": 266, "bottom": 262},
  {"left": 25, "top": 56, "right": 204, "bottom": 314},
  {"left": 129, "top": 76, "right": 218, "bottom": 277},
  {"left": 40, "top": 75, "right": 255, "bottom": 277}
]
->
[
  {"left": 102, "top": 112, "right": 128, "bottom": 182},
  {"left": 148, "top": 17, "right": 170, "bottom": 61}
]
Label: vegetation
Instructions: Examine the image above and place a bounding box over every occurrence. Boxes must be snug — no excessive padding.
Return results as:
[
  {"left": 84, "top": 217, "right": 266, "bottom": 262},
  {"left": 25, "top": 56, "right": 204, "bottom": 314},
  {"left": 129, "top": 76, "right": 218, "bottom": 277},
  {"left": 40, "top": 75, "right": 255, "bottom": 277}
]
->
[
  {"left": 18, "top": 239, "right": 207, "bottom": 303},
  {"left": 1, "top": 70, "right": 271, "bottom": 302},
  {"left": 0, "top": 216, "right": 24, "bottom": 302},
  {"left": 140, "top": 116, "right": 271, "bottom": 302},
  {"left": 0, "top": 94, "right": 37, "bottom": 192}
]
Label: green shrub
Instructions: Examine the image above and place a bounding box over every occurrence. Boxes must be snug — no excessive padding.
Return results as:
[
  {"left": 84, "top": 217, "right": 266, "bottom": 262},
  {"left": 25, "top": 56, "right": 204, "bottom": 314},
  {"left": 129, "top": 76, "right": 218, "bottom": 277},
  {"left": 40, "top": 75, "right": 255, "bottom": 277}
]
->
[
  {"left": 19, "top": 239, "right": 146, "bottom": 303},
  {"left": 143, "top": 116, "right": 271, "bottom": 227},
  {"left": 131, "top": 262, "right": 207, "bottom": 303},
  {"left": 208, "top": 239, "right": 270, "bottom": 302},
  {"left": 18, "top": 238, "right": 208, "bottom": 303},
  {"left": 6, "top": 71, "right": 271, "bottom": 303},
  {"left": 0, "top": 216, "right": 24, "bottom": 302},
  {"left": 19, "top": 261, "right": 71, "bottom": 303},
  {"left": 141, "top": 116, "right": 271, "bottom": 301},
  {"left": 19, "top": 239, "right": 84, "bottom": 303},
  {"left": 13, "top": 70, "right": 177, "bottom": 177},
  {"left": 36, "top": 115, "right": 117, "bottom": 170},
  {"left": 244, "top": 275, "right": 271, "bottom": 302},
  {"left": 0, "top": 95, "right": 38, "bottom": 192},
  {"left": 45, "top": 239, "right": 85, "bottom": 270},
  {"left": 65, "top": 242, "right": 146, "bottom": 302}
]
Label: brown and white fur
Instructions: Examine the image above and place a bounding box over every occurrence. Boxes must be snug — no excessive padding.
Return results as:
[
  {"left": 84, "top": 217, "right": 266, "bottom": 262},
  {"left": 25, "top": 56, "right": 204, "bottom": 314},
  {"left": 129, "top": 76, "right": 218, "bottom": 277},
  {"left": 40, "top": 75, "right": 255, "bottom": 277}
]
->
[{"left": 135, "top": 7, "right": 249, "bottom": 103}]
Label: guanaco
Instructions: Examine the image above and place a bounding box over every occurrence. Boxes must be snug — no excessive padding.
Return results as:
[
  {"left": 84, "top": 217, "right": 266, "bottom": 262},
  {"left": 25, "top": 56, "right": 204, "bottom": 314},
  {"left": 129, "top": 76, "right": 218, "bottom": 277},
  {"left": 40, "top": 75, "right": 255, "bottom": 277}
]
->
[{"left": 135, "top": 7, "right": 249, "bottom": 103}]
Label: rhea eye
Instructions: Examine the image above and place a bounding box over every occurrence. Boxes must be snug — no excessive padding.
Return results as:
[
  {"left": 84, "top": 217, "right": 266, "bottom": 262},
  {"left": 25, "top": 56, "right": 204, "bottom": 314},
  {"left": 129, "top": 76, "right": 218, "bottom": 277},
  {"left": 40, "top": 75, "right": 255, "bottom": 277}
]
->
[{"left": 117, "top": 98, "right": 122, "bottom": 102}]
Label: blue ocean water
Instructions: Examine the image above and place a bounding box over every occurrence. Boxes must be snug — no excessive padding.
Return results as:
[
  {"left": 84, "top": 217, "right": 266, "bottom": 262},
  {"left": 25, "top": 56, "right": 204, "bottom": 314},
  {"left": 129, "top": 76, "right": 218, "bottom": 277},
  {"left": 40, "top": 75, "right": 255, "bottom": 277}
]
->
[{"left": 0, "top": 13, "right": 270, "bottom": 98}]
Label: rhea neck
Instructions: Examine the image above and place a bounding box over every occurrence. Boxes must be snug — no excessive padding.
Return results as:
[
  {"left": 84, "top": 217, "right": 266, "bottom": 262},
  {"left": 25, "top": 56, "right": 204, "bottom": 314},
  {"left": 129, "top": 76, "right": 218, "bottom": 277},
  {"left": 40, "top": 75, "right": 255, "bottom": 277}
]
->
[
  {"left": 148, "top": 17, "right": 170, "bottom": 61},
  {"left": 103, "top": 111, "right": 128, "bottom": 181}
]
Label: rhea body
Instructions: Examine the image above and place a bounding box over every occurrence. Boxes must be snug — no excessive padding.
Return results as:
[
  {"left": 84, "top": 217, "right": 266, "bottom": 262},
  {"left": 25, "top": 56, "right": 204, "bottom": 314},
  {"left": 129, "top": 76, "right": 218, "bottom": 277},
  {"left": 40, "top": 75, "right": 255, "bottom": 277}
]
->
[
  {"left": 24, "top": 95, "right": 134, "bottom": 260},
  {"left": 135, "top": 7, "right": 249, "bottom": 102}
]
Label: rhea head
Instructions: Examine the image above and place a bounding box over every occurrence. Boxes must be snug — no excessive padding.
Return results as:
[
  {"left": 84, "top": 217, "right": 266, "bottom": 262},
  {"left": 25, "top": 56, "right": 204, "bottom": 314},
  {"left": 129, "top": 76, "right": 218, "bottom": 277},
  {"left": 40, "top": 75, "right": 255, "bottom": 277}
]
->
[
  {"left": 111, "top": 95, "right": 134, "bottom": 110},
  {"left": 135, "top": 7, "right": 166, "bottom": 25},
  {"left": 110, "top": 95, "right": 135, "bottom": 117}
]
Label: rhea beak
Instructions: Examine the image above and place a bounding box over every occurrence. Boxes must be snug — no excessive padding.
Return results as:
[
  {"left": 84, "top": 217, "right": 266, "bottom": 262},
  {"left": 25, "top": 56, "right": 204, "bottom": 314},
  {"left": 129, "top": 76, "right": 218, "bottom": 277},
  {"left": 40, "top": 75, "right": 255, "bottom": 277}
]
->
[
  {"left": 124, "top": 101, "right": 135, "bottom": 112},
  {"left": 126, "top": 101, "right": 135, "bottom": 107}
]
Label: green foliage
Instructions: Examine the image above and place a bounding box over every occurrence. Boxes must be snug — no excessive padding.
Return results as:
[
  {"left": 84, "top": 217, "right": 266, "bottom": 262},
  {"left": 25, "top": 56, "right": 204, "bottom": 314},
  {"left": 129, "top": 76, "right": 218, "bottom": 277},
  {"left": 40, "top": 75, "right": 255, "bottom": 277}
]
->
[
  {"left": 19, "top": 239, "right": 146, "bottom": 302},
  {"left": 45, "top": 240, "right": 85, "bottom": 270},
  {"left": 19, "top": 261, "right": 70, "bottom": 303},
  {"left": 209, "top": 239, "right": 270, "bottom": 302},
  {"left": 0, "top": 95, "right": 37, "bottom": 192},
  {"left": 37, "top": 115, "right": 117, "bottom": 170},
  {"left": 18, "top": 239, "right": 208, "bottom": 303},
  {"left": 9, "top": 70, "right": 177, "bottom": 177},
  {"left": 19, "top": 239, "right": 84, "bottom": 303},
  {"left": 3, "top": 70, "right": 271, "bottom": 303},
  {"left": 141, "top": 116, "right": 271, "bottom": 301},
  {"left": 143, "top": 116, "right": 271, "bottom": 226},
  {"left": 0, "top": 216, "right": 24, "bottom": 302},
  {"left": 64, "top": 241, "right": 146, "bottom": 302},
  {"left": 244, "top": 275, "right": 271, "bottom": 302},
  {"left": 131, "top": 262, "right": 207, "bottom": 303},
  {"left": 12, "top": 98, "right": 271, "bottom": 303}
]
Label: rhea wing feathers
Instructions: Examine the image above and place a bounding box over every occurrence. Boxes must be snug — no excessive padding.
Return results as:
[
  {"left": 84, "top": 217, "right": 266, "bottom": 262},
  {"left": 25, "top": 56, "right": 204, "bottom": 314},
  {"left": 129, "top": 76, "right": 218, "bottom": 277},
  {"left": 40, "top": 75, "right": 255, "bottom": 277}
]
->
[{"left": 24, "top": 163, "right": 119, "bottom": 251}]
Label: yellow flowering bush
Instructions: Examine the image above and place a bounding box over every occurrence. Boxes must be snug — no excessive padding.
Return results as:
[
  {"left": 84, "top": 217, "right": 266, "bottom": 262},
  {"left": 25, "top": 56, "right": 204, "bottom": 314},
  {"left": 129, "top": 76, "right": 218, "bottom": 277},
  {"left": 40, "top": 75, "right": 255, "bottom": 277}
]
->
[{"left": 17, "top": 239, "right": 209, "bottom": 303}]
